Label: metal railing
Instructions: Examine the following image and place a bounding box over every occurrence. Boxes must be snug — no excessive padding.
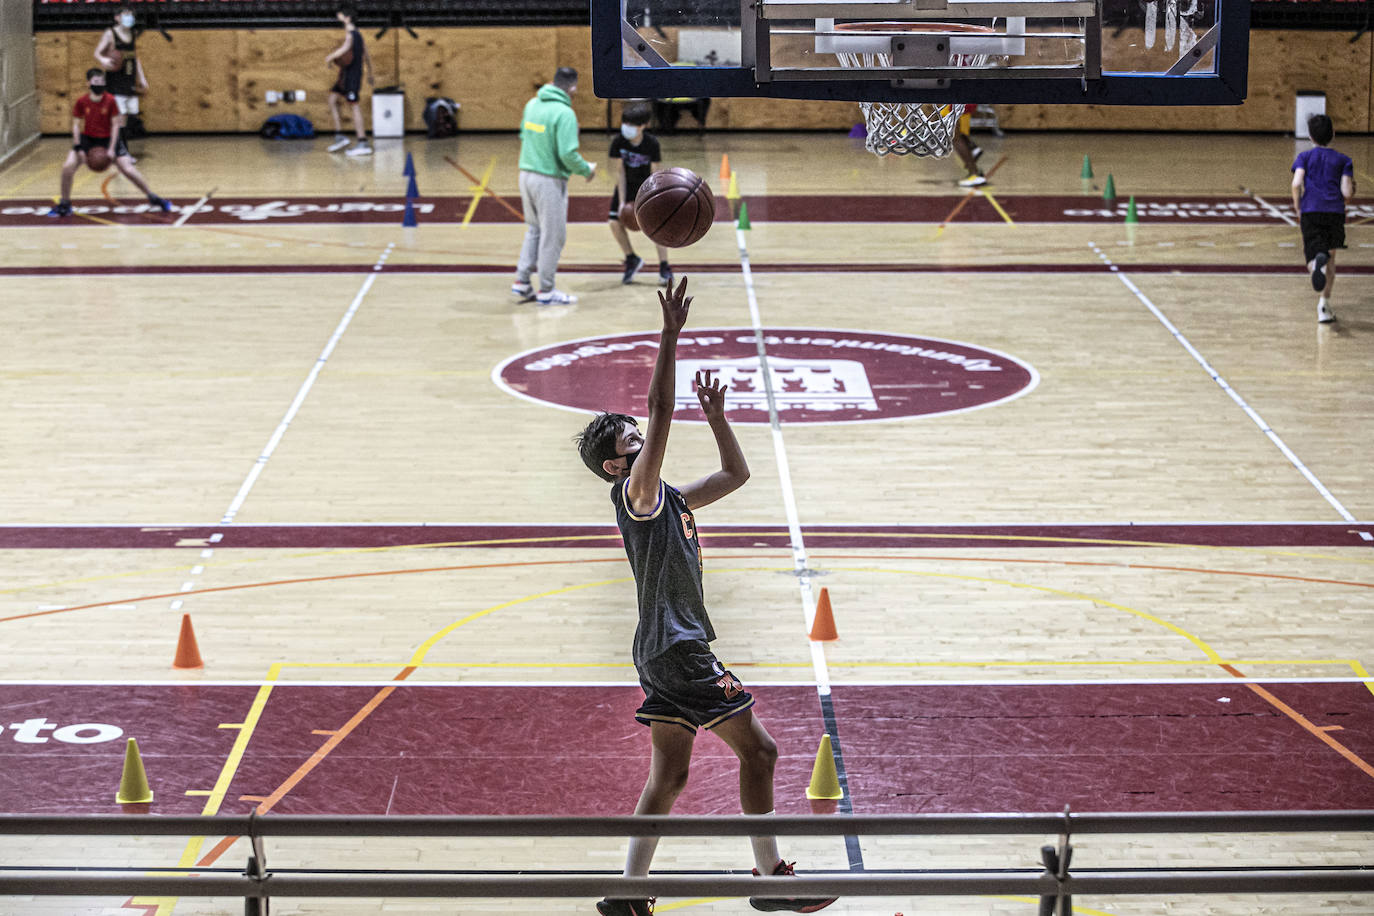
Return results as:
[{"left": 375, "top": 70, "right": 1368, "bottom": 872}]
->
[{"left": 1, "top": 810, "right": 1371, "bottom": 913}]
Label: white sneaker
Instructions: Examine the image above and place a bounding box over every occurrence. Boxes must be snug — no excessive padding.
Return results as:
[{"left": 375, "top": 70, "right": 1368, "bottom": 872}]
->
[
  {"left": 346, "top": 142, "right": 373, "bottom": 157},
  {"left": 1318, "top": 301, "right": 1336, "bottom": 324},
  {"left": 958, "top": 173, "right": 987, "bottom": 187},
  {"left": 327, "top": 136, "right": 350, "bottom": 152},
  {"left": 535, "top": 289, "right": 577, "bottom": 306},
  {"left": 511, "top": 281, "right": 533, "bottom": 299}
]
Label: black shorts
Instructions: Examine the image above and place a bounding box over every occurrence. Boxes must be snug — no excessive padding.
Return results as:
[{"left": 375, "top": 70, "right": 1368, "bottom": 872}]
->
[
  {"left": 635, "top": 640, "right": 754, "bottom": 734},
  {"left": 332, "top": 69, "right": 362, "bottom": 103},
  {"left": 1300, "top": 211, "right": 1346, "bottom": 263},
  {"left": 609, "top": 184, "right": 646, "bottom": 221},
  {"left": 78, "top": 133, "right": 129, "bottom": 160}
]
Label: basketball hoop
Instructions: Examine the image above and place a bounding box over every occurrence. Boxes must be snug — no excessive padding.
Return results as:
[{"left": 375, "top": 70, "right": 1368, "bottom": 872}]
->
[{"left": 830, "top": 22, "right": 995, "bottom": 159}]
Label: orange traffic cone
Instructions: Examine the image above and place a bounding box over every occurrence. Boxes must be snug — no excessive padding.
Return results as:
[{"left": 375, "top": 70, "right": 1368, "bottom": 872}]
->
[
  {"left": 719, "top": 153, "right": 731, "bottom": 181},
  {"left": 173, "top": 613, "right": 204, "bottom": 669},
  {"left": 116, "top": 737, "right": 153, "bottom": 804},
  {"left": 808, "top": 587, "right": 838, "bottom": 641}
]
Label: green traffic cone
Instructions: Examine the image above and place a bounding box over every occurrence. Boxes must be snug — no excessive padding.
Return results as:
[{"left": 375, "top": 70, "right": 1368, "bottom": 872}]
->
[
  {"left": 1126, "top": 195, "right": 1138, "bottom": 224},
  {"left": 737, "top": 200, "right": 751, "bottom": 230},
  {"left": 1081, "top": 154, "right": 1093, "bottom": 179},
  {"left": 1102, "top": 174, "right": 1116, "bottom": 202}
]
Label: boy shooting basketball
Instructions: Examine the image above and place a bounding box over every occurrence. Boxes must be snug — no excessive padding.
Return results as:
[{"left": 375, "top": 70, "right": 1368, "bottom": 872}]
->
[
  {"left": 610, "top": 103, "right": 673, "bottom": 287},
  {"left": 47, "top": 69, "right": 171, "bottom": 219},
  {"left": 1291, "top": 114, "right": 1354, "bottom": 324},
  {"left": 575, "top": 277, "right": 837, "bottom": 916}
]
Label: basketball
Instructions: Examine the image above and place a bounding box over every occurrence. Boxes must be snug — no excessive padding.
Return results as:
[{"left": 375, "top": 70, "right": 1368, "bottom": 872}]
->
[
  {"left": 104, "top": 49, "right": 123, "bottom": 71},
  {"left": 633, "top": 167, "right": 715, "bottom": 248},
  {"left": 618, "top": 201, "right": 639, "bottom": 232},
  {"left": 337, "top": 48, "right": 354, "bottom": 68},
  {"left": 85, "top": 146, "right": 111, "bottom": 172}
]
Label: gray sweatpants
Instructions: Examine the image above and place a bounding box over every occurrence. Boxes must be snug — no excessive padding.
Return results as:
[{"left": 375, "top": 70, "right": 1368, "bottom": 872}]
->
[{"left": 515, "top": 170, "right": 569, "bottom": 292}]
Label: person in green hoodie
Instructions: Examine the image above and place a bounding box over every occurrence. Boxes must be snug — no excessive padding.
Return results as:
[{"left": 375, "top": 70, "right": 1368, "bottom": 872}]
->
[{"left": 511, "top": 67, "right": 598, "bottom": 306}]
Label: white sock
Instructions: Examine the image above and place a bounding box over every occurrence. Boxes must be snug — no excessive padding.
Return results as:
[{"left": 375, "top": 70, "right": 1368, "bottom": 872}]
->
[
  {"left": 623, "top": 836, "right": 658, "bottom": 877},
  {"left": 748, "top": 811, "right": 781, "bottom": 874},
  {"left": 1319, "top": 296, "right": 1330, "bottom": 306}
]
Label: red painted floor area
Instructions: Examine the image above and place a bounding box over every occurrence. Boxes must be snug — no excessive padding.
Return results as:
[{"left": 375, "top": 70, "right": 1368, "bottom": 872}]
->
[{"left": 2, "top": 683, "right": 1371, "bottom": 816}]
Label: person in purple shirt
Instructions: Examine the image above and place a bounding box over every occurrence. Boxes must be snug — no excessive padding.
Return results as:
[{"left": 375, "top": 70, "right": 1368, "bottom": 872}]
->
[{"left": 1291, "top": 114, "right": 1355, "bottom": 324}]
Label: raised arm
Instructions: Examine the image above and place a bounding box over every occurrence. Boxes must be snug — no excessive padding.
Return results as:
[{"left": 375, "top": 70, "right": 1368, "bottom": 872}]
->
[
  {"left": 624, "top": 277, "right": 691, "bottom": 515},
  {"left": 678, "top": 369, "right": 750, "bottom": 511}
]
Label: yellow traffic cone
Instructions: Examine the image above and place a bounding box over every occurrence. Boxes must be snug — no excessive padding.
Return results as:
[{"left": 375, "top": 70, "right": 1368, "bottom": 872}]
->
[
  {"left": 116, "top": 737, "right": 153, "bottom": 804},
  {"left": 726, "top": 171, "right": 740, "bottom": 201},
  {"left": 805, "top": 734, "right": 843, "bottom": 800}
]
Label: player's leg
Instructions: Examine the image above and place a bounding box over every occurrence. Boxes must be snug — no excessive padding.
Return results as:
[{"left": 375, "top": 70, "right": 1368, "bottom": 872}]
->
[
  {"left": 654, "top": 242, "right": 672, "bottom": 287},
  {"left": 513, "top": 170, "right": 541, "bottom": 298},
  {"left": 533, "top": 175, "right": 573, "bottom": 303},
  {"left": 112, "top": 154, "right": 171, "bottom": 212},
  {"left": 49, "top": 150, "right": 82, "bottom": 216},
  {"left": 327, "top": 91, "right": 350, "bottom": 151},
  {"left": 952, "top": 132, "right": 984, "bottom": 187},
  {"left": 714, "top": 710, "right": 837, "bottom": 913},
  {"left": 345, "top": 98, "right": 372, "bottom": 156}
]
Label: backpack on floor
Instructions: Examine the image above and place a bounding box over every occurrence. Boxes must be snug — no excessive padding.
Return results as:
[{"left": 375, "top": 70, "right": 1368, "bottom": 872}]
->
[
  {"left": 423, "top": 97, "right": 460, "bottom": 138},
  {"left": 260, "top": 114, "right": 315, "bottom": 140}
]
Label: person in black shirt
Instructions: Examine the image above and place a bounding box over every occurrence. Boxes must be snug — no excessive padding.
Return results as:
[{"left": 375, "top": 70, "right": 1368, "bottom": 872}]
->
[
  {"left": 94, "top": 6, "right": 147, "bottom": 131},
  {"left": 610, "top": 104, "right": 673, "bottom": 288},
  {"left": 325, "top": 4, "right": 374, "bottom": 156},
  {"left": 576, "top": 278, "right": 837, "bottom": 916}
]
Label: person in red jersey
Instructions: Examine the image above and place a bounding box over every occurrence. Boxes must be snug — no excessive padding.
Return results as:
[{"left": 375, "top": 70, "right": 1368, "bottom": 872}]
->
[{"left": 48, "top": 68, "right": 171, "bottom": 218}]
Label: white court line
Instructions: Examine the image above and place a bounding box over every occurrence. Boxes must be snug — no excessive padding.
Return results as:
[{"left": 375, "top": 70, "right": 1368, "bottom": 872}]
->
[
  {"left": 1242, "top": 186, "right": 1298, "bottom": 228},
  {"left": 1, "top": 676, "right": 1369, "bottom": 688},
  {"left": 735, "top": 226, "right": 832, "bottom": 696},
  {"left": 171, "top": 187, "right": 216, "bottom": 229},
  {"left": 1089, "top": 242, "right": 1356, "bottom": 523},
  {"left": 220, "top": 244, "right": 395, "bottom": 525}
]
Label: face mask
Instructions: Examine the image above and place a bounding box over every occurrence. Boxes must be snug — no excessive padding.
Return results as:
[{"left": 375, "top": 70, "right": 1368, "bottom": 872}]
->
[
  {"left": 89, "top": 84, "right": 104, "bottom": 96},
  {"left": 617, "top": 445, "right": 641, "bottom": 473},
  {"left": 119, "top": 12, "right": 134, "bottom": 27},
  {"left": 620, "top": 124, "right": 641, "bottom": 140}
]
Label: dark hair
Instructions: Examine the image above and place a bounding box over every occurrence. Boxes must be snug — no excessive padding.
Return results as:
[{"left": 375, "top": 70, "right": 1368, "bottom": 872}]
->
[
  {"left": 622, "top": 103, "right": 652, "bottom": 126},
  {"left": 575, "top": 412, "right": 637, "bottom": 481},
  {"left": 1307, "top": 114, "right": 1334, "bottom": 146},
  {"left": 553, "top": 67, "right": 579, "bottom": 91},
  {"left": 86, "top": 67, "right": 105, "bottom": 81},
  {"left": 336, "top": 4, "right": 357, "bottom": 21}
]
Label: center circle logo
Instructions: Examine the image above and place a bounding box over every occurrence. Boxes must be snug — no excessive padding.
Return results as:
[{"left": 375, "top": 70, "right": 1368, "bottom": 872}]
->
[{"left": 493, "top": 327, "right": 1038, "bottom": 424}]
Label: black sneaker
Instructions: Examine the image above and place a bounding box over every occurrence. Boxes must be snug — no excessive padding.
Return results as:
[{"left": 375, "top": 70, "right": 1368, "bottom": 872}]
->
[
  {"left": 1311, "top": 251, "right": 1329, "bottom": 292},
  {"left": 597, "top": 898, "right": 654, "bottom": 916},
  {"left": 749, "top": 860, "right": 837, "bottom": 913},
  {"left": 148, "top": 194, "right": 172, "bottom": 213},
  {"left": 658, "top": 262, "right": 673, "bottom": 287},
  {"left": 622, "top": 253, "right": 644, "bottom": 284},
  {"left": 46, "top": 201, "right": 72, "bottom": 218}
]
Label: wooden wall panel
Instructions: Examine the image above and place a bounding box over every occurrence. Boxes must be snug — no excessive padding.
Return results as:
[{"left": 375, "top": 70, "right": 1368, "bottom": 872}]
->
[{"left": 31, "top": 27, "right": 1371, "bottom": 135}]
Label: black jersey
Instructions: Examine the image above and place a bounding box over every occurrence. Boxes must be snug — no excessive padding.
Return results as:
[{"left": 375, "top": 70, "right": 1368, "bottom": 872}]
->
[
  {"left": 612, "top": 478, "right": 715, "bottom": 668},
  {"left": 608, "top": 133, "right": 662, "bottom": 196},
  {"left": 105, "top": 28, "right": 138, "bottom": 95}
]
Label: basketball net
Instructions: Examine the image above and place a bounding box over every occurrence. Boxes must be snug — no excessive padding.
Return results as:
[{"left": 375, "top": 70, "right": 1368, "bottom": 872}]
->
[{"left": 834, "top": 33, "right": 990, "bottom": 159}]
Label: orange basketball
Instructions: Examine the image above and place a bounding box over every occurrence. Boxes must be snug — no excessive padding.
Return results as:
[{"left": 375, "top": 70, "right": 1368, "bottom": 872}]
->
[
  {"left": 618, "top": 201, "right": 640, "bottom": 233},
  {"left": 634, "top": 168, "right": 715, "bottom": 248},
  {"left": 337, "top": 48, "right": 354, "bottom": 68},
  {"left": 105, "top": 49, "right": 123, "bottom": 71},
  {"left": 85, "top": 147, "right": 112, "bottom": 172}
]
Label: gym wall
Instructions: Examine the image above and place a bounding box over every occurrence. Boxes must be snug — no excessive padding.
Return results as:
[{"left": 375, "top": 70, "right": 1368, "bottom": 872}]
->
[
  {"left": 33, "top": 27, "right": 1373, "bottom": 136},
  {"left": 1, "top": 0, "right": 41, "bottom": 165}
]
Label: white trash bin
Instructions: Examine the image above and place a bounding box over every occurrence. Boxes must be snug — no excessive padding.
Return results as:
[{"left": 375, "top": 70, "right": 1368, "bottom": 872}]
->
[
  {"left": 1294, "top": 91, "right": 1326, "bottom": 139},
  {"left": 372, "top": 89, "right": 405, "bottom": 138}
]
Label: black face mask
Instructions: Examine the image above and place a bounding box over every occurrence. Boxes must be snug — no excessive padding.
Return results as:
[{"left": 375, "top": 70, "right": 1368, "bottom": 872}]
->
[
  {"left": 89, "top": 85, "right": 104, "bottom": 96},
  {"left": 617, "top": 446, "right": 641, "bottom": 473}
]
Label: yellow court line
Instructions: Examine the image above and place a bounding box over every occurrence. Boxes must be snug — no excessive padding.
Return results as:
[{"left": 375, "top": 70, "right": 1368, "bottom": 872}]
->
[
  {"left": 461, "top": 155, "right": 498, "bottom": 228},
  {"left": 979, "top": 188, "right": 1015, "bottom": 225},
  {"left": 136, "top": 663, "right": 284, "bottom": 914},
  {"left": 1349, "top": 659, "right": 1374, "bottom": 699}
]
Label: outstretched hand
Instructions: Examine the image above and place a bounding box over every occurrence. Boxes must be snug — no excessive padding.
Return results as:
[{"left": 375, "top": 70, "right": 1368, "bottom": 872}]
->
[
  {"left": 658, "top": 275, "right": 691, "bottom": 333},
  {"left": 695, "top": 369, "right": 728, "bottom": 419}
]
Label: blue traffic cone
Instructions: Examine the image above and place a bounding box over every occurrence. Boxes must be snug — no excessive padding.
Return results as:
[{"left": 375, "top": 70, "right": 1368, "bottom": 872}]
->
[
  {"left": 403, "top": 152, "right": 416, "bottom": 177},
  {"left": 402, "top": 198, "right": 418, "bottom": 227},
  {"left": 406, "top": 174, "right": 419, "bottom": 199}
]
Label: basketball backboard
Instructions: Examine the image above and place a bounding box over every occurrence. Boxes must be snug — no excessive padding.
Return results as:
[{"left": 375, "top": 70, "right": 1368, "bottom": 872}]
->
[{"left": 591, "top": 0, "right": 1248, "bottom": 106}]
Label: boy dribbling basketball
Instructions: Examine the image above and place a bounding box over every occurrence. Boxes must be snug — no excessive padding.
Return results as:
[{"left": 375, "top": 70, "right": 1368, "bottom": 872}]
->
[
  {"left": 1291, "top": 114, "right": 1355, "bottom": 324},
  {"left": 575, "top": 277, "right": 836, "bottom": 916},
  {"left": 47, "top": 69, "right": 171, "bottom": 219},
  {"left": 610, "top": 104, "right": 673, "bottom": 287}
]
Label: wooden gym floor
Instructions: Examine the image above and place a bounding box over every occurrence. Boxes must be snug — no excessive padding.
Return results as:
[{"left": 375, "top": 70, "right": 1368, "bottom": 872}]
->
[{"left": 0, "top": 128, "right": 1371, "bottom": 915}]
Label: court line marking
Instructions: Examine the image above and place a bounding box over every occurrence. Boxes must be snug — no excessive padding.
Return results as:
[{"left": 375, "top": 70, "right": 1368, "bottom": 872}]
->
[
  {"left": 219, "top": 242, "right": 395, "bottom": 525},
  {"left": 1241, "top": 186, "right": 1298, "bottom": 228},
  {"left": 443, "top": 155, "right": 523, "bottom": 220},
  {"left": 1089, "top": 242, "right": 1356, "bottom": 523},
  {"left": 977, "top": 188, "right": 1015, "bottom": 225},
  {"left": 171, "top": 188, "right": 216, "bottom": 229},
  {"left": 460, "top": 156, "right": 497, "bottom": 228}
]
